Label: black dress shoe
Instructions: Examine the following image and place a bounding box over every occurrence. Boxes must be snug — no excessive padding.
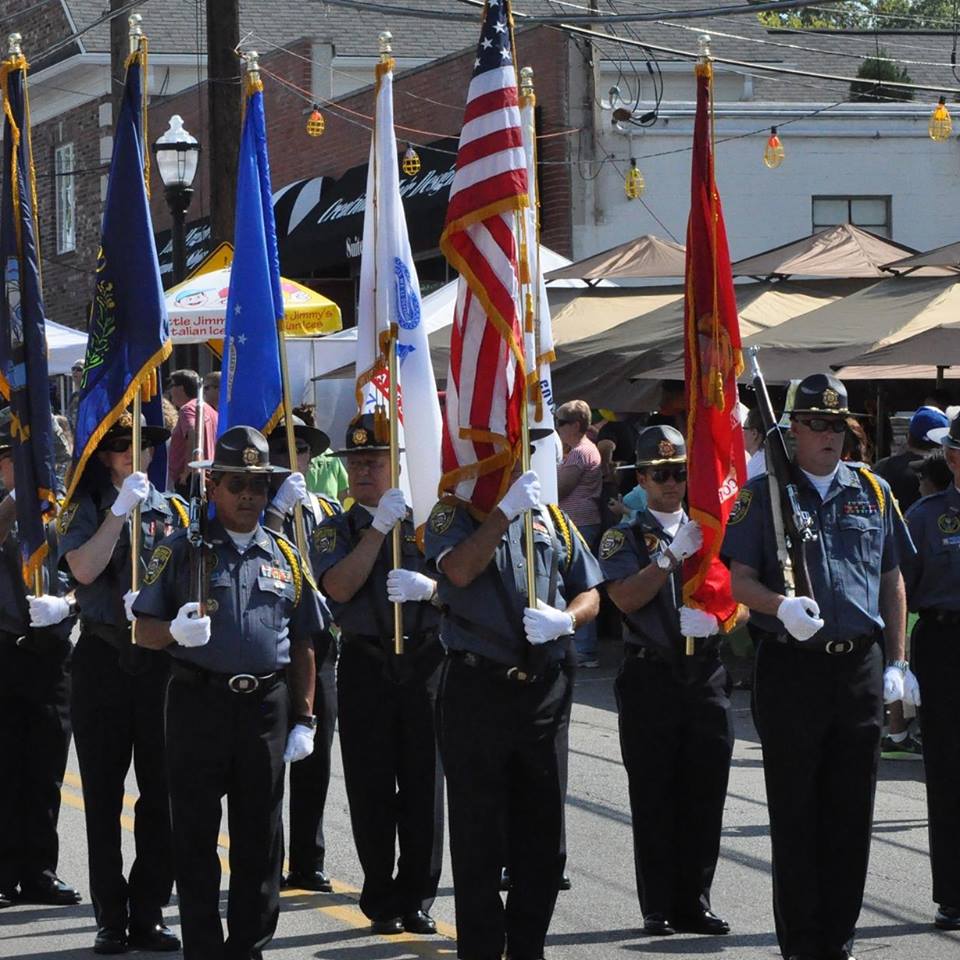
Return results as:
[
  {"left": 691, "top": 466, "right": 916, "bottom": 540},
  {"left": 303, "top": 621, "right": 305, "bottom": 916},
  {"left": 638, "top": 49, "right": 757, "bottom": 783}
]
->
[
  {"left": 128, "top": 923, "right": 181, "bottom": 952},
  {"left": 93, "top": 927, "right": 127, "bottom": 955},
  {"left": 17, "top": 876, "right": 81, "bottom": 905},
  {"left": 285, "top": 870, "right": 333, "bottom": 893},
  {"left": 559, "top": 874, "right": 572, "bottom": 891},
  {"left": 935, "top": 904, "right": 960, "bottom": 930},
  {"left": 643, "top": 913, "right": 676, "bottom": 936},
  {"left": 403, "top": 910, "right": 437, "bottom": 934},
  {"left": 370, "top": 917, "right": 404, "bottom": 935},
  {"left": 672, "top": 909, "right": 730, "bottom": 935}
]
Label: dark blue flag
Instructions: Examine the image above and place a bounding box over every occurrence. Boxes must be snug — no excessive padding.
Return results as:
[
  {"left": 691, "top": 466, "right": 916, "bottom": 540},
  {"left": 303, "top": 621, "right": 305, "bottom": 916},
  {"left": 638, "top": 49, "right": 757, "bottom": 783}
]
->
[
  {"left": 218, "top": 67, "right": 283, "bottom": 436},
  {"left": 0, "top": 51, "right": 58, "bottom": 585},
  {"left": 67, "top": 40, "right": 171, "bottom": 503}
]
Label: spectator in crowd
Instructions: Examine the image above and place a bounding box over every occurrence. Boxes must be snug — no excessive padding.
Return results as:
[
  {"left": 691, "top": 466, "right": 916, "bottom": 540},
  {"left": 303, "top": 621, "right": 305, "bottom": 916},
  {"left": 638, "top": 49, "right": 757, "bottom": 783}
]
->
[
  {"left": 202, "top": 372, "right": 221, "bottom": 412},
  {"left": 912, "top": 451, "right": 952, "bottom": 498},
  {"left": 842, "top": 416, "right": 874, "bottom": 465},
  {"left": 647, "top": 381, "right": 686, "bottom": 432},
  {"left": 161, "top": 398, "right": 178, "bottom": 433},
  {"left": 52, "top": 416, "right": 73, "bottom": 490},
  {"left": 556, "top": 399, "right": 603, "bottom": 667},
  {"left": 874, "top": 406, "right": 949, "bottom": 512},
  {"left": 166, "top": 370, "right": 218, "bottom": 497},
  {"left": 743, "top": 408, "right": 767, "bottom": 480},
  {"left": 67, "top": 360, "right": 84, "bottom": 434}
]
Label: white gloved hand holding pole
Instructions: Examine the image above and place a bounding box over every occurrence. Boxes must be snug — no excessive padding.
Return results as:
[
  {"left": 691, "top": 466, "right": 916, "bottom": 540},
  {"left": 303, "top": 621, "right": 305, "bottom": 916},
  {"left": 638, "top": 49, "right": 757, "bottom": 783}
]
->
[
  {"left": 776, "top": 596, "right": 824, "bottom": 642},
  {"left": 498, "top": 471, "right": 541, "bottom": 521},
  {"left": 371, "top": 489, "right": 407, "bottom": 534},
  {"left": 27, "top": 594, "right": 71, "bottom": 628},
  {"left": 667, "top": 521, "right": 703, "bottom": 562},
  {"left": 283, "top": 724, "right": 315, "bottom": 763},
  {"left": 123, "top": 590, "right": 139, "bottom": 623},
  {"left": 270, "top": 472, "right": 308, "bottom": 515},
  {"left": 523, "top": 599, "right": 574, "bottom": 646},
  {"left": 679, "top": 605, "right": 719, "bottom": 638},
  {"left": 170, "top": 601, "right": 211, "bottom": 648},
  {"left": 386, "top": 569, "right": 436, "bottom": 603},
  {"left": 110, "top": 472, "right": 149, "bottom": 518}
]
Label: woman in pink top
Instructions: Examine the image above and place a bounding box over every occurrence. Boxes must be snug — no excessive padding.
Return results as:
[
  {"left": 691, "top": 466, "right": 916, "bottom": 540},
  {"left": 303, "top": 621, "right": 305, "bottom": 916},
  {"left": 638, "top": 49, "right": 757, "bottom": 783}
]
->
[{"left": 556, "top": 399, "right": 603, "bottom": 665}]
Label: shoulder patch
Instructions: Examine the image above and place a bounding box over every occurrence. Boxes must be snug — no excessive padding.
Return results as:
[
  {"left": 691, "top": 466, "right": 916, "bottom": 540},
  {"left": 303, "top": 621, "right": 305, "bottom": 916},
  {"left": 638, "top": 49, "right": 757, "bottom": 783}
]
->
[
  {"left": 313, "top": 525, "right": 337, "bottom": 554},
  {"left": 937, "top": 513, "right": 960, "bottom": 534},
  {"left": 143, "top": 545, "right": 172, "bottom": 585},
  {"left": 599, "top": 528, "right": 625, "bottom": 560},
  {"left": 728, "top": 488, "right": 752, "bottom": 526},
  {"left": 56, "top": 502, "right": 79, "bottom": 535},
  {"left": 428, "top": 501, "right": 457, "bottom": 535}
]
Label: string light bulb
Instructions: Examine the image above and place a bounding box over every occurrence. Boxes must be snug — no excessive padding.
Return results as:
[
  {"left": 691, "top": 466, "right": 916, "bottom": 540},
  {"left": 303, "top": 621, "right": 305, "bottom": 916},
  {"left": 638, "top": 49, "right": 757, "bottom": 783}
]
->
[
  {"left": 401, "top": 144, "right": 421, "bottom": 176},
  {"left": 929, "top": 96, "right": 952, "bottom": 142},
  {"left": 624, "top": 158, "right": 645, "bottom": 200},
  {"left": 763, "top": 127, "right": 785, "bottom": 169},
  {"left": 305, "top": 105, "right": 325, "bottom": 137}
]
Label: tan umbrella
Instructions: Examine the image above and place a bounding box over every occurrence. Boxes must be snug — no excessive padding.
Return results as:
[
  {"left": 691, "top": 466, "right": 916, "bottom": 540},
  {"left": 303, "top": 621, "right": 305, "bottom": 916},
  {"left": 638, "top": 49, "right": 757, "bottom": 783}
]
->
[{"left": 544, "top": 234, "right": 686, "bottom": 283}]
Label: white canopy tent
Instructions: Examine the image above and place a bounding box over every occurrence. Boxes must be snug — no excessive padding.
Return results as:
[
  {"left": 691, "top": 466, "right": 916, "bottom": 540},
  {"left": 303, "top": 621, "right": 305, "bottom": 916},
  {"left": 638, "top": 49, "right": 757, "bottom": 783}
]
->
[{"left": 46, "top": 320, "right": 88, "bottom": 376}]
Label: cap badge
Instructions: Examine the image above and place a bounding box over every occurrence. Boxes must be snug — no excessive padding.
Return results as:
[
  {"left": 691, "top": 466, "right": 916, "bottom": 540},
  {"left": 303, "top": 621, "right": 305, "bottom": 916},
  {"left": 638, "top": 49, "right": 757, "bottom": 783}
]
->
[
  {"left": 658, "top": 440, "right": 676, "bottom": 458},
  {"left": 352, "top": 428, "right": 368, "bottom": 446},
  {"left": 822, "top": 387, "right": 840, "bottom": 409},
  {"left": 242, "top": 446, "right": 260, "bottom": 466}
]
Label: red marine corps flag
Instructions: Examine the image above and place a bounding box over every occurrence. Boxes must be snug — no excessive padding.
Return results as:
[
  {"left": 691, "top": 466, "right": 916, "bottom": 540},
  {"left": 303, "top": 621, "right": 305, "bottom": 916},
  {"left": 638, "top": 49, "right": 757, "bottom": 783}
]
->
[
  {"left": 682, "top": 41, "right": 746, "bottom": 631},
  {"left": 439, "top": 0, "right": 529, "bottom": 516}
]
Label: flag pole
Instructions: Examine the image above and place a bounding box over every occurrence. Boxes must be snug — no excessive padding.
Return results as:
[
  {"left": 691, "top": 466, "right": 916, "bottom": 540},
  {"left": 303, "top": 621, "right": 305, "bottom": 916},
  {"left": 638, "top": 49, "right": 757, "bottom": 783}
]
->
[
  {"left": 377, "top": 31, "right": 405, "bottom": 656},
  {"left": 244, "top": 50, "right": 313, "bottom": 579},
  {"left": 129, "top": 15, "right": 144, "bottom": 645}
]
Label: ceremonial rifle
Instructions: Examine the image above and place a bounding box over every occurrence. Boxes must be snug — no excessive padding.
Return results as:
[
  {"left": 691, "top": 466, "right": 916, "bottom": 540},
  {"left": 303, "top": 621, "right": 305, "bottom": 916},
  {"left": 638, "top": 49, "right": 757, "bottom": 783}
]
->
[
  {"left": 187, "top": 389, "right": 207, "bottom": 615},
  {"left": 745, "top": 346, "right": 816, "bottom": 598}
]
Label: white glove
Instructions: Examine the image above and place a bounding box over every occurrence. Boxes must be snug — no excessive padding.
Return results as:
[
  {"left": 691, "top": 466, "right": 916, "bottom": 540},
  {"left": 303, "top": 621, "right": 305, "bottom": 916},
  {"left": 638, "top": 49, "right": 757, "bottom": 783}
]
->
[
  {"left": 903, "top": 668, "right": 921, "bottom": 707},
  {"left": 169, "top": 601, "right": 211, "bottom": 648},
  {"left": 523, "top": 599, "right": 574, "bottom": 646},
  {"left": 371, "top": 488, "right": 407, "bottom": 534},
  {"left": 498, "top": 470, "right": 541, "bottom": 521},
  {"left": 776, "top": 596, "right": 824, "bottom": 642},
  {"left": 6, "top": 488, "right": 14, "bottom": 502},
  {"left": 679, "top": 605, "right": 719, "bottom": 638},
  {"left": 123, "top": 590, "right": 139, "bottom": 623},
  {"left": 283, "top": 724, "right": 316, "bottom": 763},
  {"left": 27, "top": 594, "right": 71, "bottom": 628},
  {"left": 883, "top": 666, "right": 906, "bottom": 704},
  {"left": 270, "top": 472, "right": 308, "bottom": 515},
  {"left": 667, "top": 521, "right": 703, "bottom": 562},
  {"left": 110, "top": 472, "right": 149, "bottom": 518},
  {"left": 387, "top": 569, "right": 436, "bottom": 603}
]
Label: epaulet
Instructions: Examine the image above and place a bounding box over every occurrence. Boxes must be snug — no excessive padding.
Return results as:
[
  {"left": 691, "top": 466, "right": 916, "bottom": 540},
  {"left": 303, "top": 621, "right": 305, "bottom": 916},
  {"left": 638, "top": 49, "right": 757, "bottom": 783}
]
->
[
  {"left": 273, "top": 533, "right": 303, "bottom": 606},
  {"left": 857, "top": 466, "right": 887, "bottom": 516},
  {"left": 546, "top": 504, "right": 573, "bottom": 565},
  {"left": 168, "top": 495, "right": 190, "bottom": 528},
  {"left": 317, "top": 495, "right": 338, "bottom": 518}
]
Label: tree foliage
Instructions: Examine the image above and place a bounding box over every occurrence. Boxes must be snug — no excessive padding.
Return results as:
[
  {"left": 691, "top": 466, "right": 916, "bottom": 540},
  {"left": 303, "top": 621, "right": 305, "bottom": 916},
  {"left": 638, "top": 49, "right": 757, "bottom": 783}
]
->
[
  {"left": 849, "top": 46, "right": 916, "bottom": 99},
  {"left": 753, "top": 0, "right": 957, "bottom": 30}
]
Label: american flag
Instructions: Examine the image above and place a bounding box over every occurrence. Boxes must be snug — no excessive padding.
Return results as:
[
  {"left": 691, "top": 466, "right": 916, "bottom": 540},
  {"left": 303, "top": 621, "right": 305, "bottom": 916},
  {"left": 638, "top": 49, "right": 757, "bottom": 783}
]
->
[{"left": 440, "top": 0, "right": 530, "bottom": 516}]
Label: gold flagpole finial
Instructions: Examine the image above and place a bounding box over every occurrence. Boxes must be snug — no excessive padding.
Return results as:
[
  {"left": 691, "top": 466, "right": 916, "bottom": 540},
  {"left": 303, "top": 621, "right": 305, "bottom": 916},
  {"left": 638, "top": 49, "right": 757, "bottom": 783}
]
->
[
  {"left": 697, "top": 34, "right": 712, "bottom": 63},
  {"left": 7, "top": 32, "right": 22, "bottom": 57},
  {"left": 378, "top": 30, "right": 392, "bottom": 61},
  {"left": 244, "top": 49, "right": 260, "bottom": 79},
  {"left": 128, "top": 14, "right": 143, "bottom": 54},
  {"left": 520, "top": 66, "right": 534, "bottom": 97}
]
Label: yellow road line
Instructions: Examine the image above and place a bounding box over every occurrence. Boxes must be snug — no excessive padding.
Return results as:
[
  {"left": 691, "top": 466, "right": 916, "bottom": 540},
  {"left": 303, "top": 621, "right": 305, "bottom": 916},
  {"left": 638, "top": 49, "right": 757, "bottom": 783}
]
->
[{"left": 60, "top": 771, "right": 459, "bottom": 946}]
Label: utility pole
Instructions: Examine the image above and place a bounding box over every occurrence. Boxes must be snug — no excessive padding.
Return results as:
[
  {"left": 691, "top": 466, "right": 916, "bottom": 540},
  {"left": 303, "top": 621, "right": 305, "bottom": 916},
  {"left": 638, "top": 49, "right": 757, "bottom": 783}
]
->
[
  {"left": 109, "top": 0, "right": 126, "bottom": 133},
  {"left": 206, "top": 0, "right": 241, "bottom": 248}
]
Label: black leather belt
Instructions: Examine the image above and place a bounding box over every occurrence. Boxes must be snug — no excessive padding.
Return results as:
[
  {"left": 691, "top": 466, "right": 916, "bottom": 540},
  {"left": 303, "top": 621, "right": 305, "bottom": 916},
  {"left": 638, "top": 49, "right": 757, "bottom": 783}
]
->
[
  {"left": 446, "top": 648, "right": 560, "bottom": 685},
  {"left": 170, "top": 659, "right": 284, "bottom": 694},
  {"left": 918, "top": 609, "right": 960, "bottom": 626},
  {"left": 774, "top": 634, "right": 877, "bottom": 655}
]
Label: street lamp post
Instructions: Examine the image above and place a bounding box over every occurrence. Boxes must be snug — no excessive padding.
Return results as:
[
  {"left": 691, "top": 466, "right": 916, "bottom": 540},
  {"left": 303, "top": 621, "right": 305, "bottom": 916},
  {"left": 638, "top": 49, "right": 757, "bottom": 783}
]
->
[{"left": 154, "top": 115, "right": 200, "bottom": 366}]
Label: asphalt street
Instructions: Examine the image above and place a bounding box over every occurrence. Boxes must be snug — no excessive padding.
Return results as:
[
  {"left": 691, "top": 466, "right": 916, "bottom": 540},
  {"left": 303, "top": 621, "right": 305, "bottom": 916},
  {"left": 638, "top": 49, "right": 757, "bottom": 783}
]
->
[{"left": 1, "top": 648, "right": 955, "bottom": 960}]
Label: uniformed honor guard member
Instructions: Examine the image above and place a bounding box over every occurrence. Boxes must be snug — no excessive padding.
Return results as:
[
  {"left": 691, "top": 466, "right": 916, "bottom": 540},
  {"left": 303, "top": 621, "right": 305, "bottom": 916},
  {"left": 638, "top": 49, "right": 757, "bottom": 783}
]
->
[
  {"left": 59, "top": 412, "right": 184, "bottom": 955},
  {"left": 133, "top": 426, "right": 327, "bottom": 960},
  {"left": 723, "top": 374, "right": 913, "bottom": 960},
  {"left": 0, "top": 412, "right": 81, "bottom": 909},
  {"left": 599, "top": 425, "right": 733, "bottom": 937},
  {"left": 424, "top": 466, "right": 602, "bottom": 960},
  {"left": 902, "top": 411, "right": 960, "bottom": 932},
  {"left": 264, "top": 416, "right": 340, "bottom": 893},
  {"left": 314, "top": 414, "right": 443, "bottom": 936}
]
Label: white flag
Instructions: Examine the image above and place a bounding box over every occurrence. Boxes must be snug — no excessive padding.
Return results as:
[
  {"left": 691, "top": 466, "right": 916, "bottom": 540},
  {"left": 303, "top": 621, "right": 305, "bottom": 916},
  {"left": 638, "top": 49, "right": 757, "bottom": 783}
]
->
[
  {"left": 519, "top": 82, "right": 559, "bottom": 503},
  {"left": 355, "top": 58, "right": 442, "bottom": 527}
]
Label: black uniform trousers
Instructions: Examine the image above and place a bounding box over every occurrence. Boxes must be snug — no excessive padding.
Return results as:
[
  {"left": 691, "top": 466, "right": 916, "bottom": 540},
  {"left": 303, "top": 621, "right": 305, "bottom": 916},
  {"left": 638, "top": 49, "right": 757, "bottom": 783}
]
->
[
  {"left": 70, "top": 632, "right": 173, "bottom": 932},
  {"left": 287, "top": 635, "right": 338, "bottom": 876},
  {"left": 165, "top": 671, "right": 288, "bottom": 960},
  {"left": 0, "top": 635, "right": 72, "bottom": 894},
  {"left": 337, "top": 634, "right": 444, "bottom": 921},
  {"left": 615, "top": 650, "right": 733, "bottom": 921},
  {"left": 753, "top": 639, "right": 883, "bottom": 960},
  {"left": 438, "top": 654, "right": 572, "bottom": 960},
  {"left": 912, "top": 619, "right": 960, "bottom": 908}
]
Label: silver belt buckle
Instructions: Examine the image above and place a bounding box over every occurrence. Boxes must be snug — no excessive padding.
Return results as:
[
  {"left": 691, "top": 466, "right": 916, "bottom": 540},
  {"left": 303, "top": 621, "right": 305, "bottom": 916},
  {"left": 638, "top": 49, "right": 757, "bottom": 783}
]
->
[
  {"left": 825, "top": 639, "right": 854, "bottom": 655},
  {"left": 228, "top": 674, "right": 259, "bottom": 693}
]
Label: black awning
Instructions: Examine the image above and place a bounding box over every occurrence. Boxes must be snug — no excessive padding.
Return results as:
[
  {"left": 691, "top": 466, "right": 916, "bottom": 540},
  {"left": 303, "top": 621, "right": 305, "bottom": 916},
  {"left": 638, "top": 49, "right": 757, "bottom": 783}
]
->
[{"left": 278, "top": 139, "right": 457, "bottom": 277}]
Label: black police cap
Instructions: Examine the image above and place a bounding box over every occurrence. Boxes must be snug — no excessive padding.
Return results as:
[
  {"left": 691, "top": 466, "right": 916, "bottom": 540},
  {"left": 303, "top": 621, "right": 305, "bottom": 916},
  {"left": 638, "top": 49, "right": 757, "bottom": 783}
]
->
[
  {"left": 191, "top": 425, "right": 288, "bottom": 474},
  {"left": 332, "top": 413, "right": 404, "bottom": 457},
  {"left": 788, "top": 373, "right": 854, "bottom": 417},
  {"left": 635, "top": 424, "right": 686, "bottom": 467},
  {"left": 97, "top": 410, "right": 170, "bottom": 450}
]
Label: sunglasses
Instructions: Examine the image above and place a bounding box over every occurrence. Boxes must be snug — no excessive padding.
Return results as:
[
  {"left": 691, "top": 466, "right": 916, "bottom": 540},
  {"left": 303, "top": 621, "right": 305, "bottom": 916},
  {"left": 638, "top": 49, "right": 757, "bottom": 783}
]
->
[
  {"left": 223, "top": 475, "right": 270, "bottom": 496},
  {"left": 101, "top": 438, "right": 153, "bottom": 453},
  {"left": 649, "top": 467, "right": 687, "bottom": 483},
  {"left": 794, "top": 417, "right": 847, "bottom": 434}
]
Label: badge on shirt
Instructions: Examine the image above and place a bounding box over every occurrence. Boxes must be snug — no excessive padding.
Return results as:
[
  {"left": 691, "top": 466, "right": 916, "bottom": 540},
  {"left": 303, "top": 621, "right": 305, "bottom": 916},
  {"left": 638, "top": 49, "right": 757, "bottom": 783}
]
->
[
  {"left": 314, "top": 526, "right": 337, "bottom": 554},
  {"left": 143, "top": 545, "right": 172, "bottom": 586},
  {"left": 57, "top": 502, "right": 78, "bottom": 535},
  {"left": 260, "top": 564, "right": 291, "bottom": 583},
  {"left": 644, "top": 532, "right": 661, "bottom": 554},
  {"left": 429, "top": 502, "right": 456, "bottom": 535},
  {"left": 938, "top": 513, "right": 960, "bottom": 534},
  {"left": 728, "top": 488, "right": 752, "bottom": 526},
  {"left": 843, "top": 501, "right": 878, "bottom": 517},
  {"left": 599, "top": 528, "right": 625, "bottom": 560}
]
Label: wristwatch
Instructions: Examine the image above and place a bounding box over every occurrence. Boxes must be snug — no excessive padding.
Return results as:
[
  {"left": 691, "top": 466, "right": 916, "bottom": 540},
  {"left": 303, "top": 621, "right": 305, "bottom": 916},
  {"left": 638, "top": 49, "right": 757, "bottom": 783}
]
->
[
  {"left": 886, "top": 659, "right": 910, "bottom": 673},
  {"left": 655, "top": 549, "right": 676, "bottom": 571},
  {"left": 294, "top": 714, "right": 318, "bottom": 729}
]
